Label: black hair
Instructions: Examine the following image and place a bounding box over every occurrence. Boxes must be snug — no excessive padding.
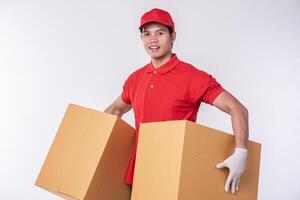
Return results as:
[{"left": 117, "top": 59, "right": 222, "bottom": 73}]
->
[{"left": 140, "top": 25, "right": 173, "bottom": 34}]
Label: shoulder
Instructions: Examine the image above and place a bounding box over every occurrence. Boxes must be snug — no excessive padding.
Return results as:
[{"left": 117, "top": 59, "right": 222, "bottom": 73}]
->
[
  {"left": 126, "top": 64, "right": 148, "bottom": 80},
  {"left": 178, "top": 60, "right": 211, "bottom": 79},
  {"left": 123, "top": 63, "right": 149, "bottom": 87}
]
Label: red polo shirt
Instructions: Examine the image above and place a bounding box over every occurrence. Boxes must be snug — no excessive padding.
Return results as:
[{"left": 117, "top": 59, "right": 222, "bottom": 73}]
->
[{"left": 121, "top": 54, "right": 224, "bottom": 185}]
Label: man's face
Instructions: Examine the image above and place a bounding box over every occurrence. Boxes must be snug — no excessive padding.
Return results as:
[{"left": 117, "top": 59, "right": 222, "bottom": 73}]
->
[{"left": 140, "top": 22, "right": 176, "bottom": 59}]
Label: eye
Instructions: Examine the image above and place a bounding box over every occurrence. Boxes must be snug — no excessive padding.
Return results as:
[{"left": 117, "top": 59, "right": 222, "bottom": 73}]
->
[
  {"left": 157, "top": 31, "right": 164, "bottom": 35},
  {"left": 142, "top": 32, "right": 150, "bottom": 37}
]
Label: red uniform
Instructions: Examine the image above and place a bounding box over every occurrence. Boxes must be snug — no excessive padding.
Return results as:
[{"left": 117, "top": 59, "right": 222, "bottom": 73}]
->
[{"left": 121, "top": 54, "right": 224, "bottom": 185}]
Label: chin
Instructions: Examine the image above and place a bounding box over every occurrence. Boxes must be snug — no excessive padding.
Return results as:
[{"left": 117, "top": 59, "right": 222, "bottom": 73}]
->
[
  {"left": 147, "top": 51, "right": 166, "bottom": 59},
  {"left": 150, "top": 54, "right": 163, "bottom": 59}
]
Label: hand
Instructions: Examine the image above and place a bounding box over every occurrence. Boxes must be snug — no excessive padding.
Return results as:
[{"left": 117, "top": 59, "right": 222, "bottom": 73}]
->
[{"left": 216, "top": 147, "right": 248, "bottom": 194}]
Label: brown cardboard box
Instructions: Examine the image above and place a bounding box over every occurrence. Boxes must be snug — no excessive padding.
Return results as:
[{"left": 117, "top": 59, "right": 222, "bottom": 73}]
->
[
  {"left": 132, "top": 120, "right": 261, "bottom": 200},
  {"left": 35, "top": 103, "right": 135, "bottom": 200}
]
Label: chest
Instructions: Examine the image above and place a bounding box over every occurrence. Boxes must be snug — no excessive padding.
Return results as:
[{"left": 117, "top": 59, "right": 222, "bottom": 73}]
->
[{"left": 132, "top": 72, "right": 192, "bottom": 113}]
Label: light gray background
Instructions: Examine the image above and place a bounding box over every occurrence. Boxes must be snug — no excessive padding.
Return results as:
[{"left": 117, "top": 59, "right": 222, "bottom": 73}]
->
[{"left": 0, "top": 0, "right": 299, "bottom": 199}]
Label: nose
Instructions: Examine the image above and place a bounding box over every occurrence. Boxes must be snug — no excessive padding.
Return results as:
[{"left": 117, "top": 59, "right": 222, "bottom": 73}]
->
[{"left": 149, "top": 34, "right": 159, "bottom": 42}]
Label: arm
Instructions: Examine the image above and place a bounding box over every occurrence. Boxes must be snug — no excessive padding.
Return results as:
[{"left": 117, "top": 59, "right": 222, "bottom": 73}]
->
[
  {"left": 213, "top": 90, "right": 249, "bottom": 149},
  {"left": 104, "top": 95, "right": 132, "bottom": 117},
  {"left": 212, "top": 90, "right": 249, "bottom": 194}
]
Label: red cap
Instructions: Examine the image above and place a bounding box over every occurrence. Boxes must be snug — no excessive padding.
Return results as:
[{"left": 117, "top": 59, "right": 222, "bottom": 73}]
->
[{"left": 139, "top": 8, "right": 175, "bottom": 32}]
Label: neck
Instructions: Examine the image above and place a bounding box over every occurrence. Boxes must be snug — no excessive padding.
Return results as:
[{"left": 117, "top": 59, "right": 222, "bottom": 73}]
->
[{"left": 151, "top": 52, "right": 173, "bottom": 68}]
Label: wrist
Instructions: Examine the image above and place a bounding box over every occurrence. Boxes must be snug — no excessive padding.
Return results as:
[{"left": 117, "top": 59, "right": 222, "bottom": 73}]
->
[
  {"left": 235, "top": 143, "right": 247, "bottom": 150},
  {"left": 235, "top": 147, "right": 248, "bottom": 154}
]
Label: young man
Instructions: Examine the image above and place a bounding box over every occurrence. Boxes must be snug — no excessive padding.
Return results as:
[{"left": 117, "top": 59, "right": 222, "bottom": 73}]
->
[{"left": 105, "top": 8, "right": 249, "bottom": 194}]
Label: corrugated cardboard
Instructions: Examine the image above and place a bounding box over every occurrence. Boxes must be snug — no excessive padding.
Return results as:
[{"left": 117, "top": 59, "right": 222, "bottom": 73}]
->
[
  {"left": 132, "top": 120, "right": 261, "bottom": 200},
  {"left": 35, "top": 103, "right": 135, "bottom": 200}
]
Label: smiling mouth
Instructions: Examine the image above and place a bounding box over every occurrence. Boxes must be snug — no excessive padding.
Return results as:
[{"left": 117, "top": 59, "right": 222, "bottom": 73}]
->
[{"left": 149, "top": 46, "right": 160, "bottom": 52}]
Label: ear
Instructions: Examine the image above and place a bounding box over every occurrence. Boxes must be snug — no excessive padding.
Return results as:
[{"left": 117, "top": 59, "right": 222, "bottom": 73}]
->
[
  {"left": 171, "top": 31, "right": 176, "bottom": 43},
  {"left": 140, "top": 28, "right": 144, "bottom": 40}
]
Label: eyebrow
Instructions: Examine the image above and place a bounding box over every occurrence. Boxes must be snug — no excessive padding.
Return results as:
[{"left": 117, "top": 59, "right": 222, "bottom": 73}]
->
[{"left": 142, "top": 29, "right": 166, "bottom": 33}]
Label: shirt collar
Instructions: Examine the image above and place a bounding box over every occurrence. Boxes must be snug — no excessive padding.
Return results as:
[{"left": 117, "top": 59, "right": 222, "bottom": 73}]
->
[{"left": 146, "top": 54, "right": 180, "bottom": 74}]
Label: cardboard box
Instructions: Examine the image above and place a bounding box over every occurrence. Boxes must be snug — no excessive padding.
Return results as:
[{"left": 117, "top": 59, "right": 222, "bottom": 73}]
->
[
  {"left": 132, "top": 120, "right": 261, "bottom": 200},
  {"left": 35, "top": 103, "right": 135, "bottom": 200}
]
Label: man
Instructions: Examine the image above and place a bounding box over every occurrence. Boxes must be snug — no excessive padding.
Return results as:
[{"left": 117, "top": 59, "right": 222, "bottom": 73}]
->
[{"left": 105, "top": 8, "right": 249, "bottom": 194}]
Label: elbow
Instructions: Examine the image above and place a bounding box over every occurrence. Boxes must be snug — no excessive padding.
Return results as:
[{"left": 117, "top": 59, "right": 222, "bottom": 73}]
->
[
  {"left": 241, "top": 105, "right": 248, "bottom": 119},
  {"left": 230, "top": 103, "right": 248, "bottom": 119}
]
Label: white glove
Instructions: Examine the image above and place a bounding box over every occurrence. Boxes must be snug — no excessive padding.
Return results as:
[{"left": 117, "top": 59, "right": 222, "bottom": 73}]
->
[{"left": 216, "top": 147, "right": 248, "bottom": 194}]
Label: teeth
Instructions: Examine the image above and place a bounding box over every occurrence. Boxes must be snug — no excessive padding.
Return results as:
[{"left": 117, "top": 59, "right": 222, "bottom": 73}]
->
[{"left": 149, "top": 46, "right": 159, "bottom": 49}]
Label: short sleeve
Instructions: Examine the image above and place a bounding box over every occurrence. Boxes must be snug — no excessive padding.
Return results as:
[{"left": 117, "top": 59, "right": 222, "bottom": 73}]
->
[
  {"left": 189, "top": 70, "right": 224, "bottom": 105},
  {"left": 121, "top": 75, "right": 132, "bottom": 105}
]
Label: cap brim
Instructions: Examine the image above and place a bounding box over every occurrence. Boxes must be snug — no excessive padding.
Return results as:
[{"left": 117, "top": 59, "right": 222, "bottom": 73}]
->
[{"left": 139, "top": 20, "right": 172, "bottom": 31}]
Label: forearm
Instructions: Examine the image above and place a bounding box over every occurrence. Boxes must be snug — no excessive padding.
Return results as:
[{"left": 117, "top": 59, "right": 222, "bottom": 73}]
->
[
  {"left": 230, "top": 106, "right": 249, "bottom": 149},
  {"left": 104, "top": 105, "right": 123, "bottom": 117}
]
